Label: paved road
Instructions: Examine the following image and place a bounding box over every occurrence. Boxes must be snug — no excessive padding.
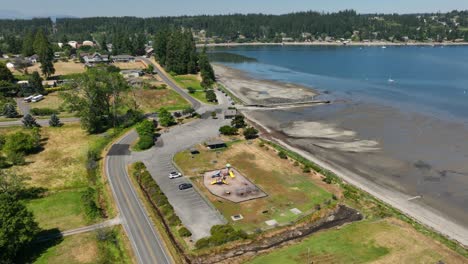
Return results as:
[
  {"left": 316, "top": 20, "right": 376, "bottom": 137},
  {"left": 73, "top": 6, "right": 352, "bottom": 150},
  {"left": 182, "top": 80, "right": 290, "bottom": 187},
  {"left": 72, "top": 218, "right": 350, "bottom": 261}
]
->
[
  {"left": 36, "top": 217, "right": 122, "bottom": 242},
  {"left": 106, "top": 132, "right": 171, "bottom": 264},
  {"left": 15, "top": 98, "right": 30, "bottom": 115},
  {"left": 0, "top": 117, "right": 80, "bottom": 127},
  {"left": 139, "top": 57, "right": 201, "bottom": 110},
  {"left": 104, "top": 58, "right": 234, "bottom": 262}
]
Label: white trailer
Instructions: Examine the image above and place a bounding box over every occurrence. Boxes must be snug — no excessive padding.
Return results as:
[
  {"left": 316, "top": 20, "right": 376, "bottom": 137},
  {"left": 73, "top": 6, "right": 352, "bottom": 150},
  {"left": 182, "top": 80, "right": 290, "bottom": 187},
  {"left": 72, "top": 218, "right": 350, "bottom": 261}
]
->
[{"left": 31, "top": 94, "right": 44, "bottom": 102}]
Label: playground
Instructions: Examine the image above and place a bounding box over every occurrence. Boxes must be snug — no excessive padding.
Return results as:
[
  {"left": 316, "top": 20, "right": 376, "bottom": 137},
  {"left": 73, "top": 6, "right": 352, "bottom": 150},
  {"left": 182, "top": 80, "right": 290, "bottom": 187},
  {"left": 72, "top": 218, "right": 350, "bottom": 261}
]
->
[{"left": 203, "top": 166, "right": 267, "bottom": 203}]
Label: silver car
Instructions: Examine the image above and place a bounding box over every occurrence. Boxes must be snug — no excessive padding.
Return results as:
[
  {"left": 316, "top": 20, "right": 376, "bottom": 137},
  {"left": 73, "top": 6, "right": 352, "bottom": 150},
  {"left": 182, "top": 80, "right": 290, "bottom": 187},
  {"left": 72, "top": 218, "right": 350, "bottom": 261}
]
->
[{"left": 168, "top": 171, "right": 182, "bottom": 179}]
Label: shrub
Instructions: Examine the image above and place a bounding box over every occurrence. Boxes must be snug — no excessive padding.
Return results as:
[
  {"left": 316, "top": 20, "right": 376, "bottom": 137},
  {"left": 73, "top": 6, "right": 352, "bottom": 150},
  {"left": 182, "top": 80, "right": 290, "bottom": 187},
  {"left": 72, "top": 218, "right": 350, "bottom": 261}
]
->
[
  {"left": 278, "top": 151, "right": 288, "bottom": 159},
  {"left": 243, "top": 127, "right": 258, "bottom": 139},
  {"left": 167, "top": 213, "right": 182, "bottom": 227},
  {"left": 195, "top": 224, "right": 248, "bottom": 249},
  {"left": 81, "top": 187, "right": 100, "bottom": 220},
  {"left": 7, "top": 152, "right": 25, "bottom": 165},
  {"left": 205, "top": 90, "right": 217, "bottom": 102},
  {"left": 178, "top": 227, "right": 192, "bottom": 237},
  {"left": 219, "top": 125, "right": 238, "bottom": 135},
  {"left": 3, "top": 131, "right": 39, "bottom": 155},
  {"left": 303, "top": 166, "right": 311, "bottom": 173},
  {"left": 136, "top": 134, "right": 154, "bottom": 150},
  {"left": 30, "top": 108, "right": 58, "bottom": 116},
  {"left": 187, "top": 87, "right": 196, "bottom": 93}
]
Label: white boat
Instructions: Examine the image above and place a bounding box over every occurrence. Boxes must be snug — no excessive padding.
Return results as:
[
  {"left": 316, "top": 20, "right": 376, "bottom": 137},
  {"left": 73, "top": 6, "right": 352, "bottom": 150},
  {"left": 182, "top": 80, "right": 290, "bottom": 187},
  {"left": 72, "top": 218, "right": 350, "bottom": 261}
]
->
[
  {"left": 388, "top": 78, "right": 395, "bottom": 83},
  {"left": 382, "top": 46, "right": 387, "bottom": 49}
]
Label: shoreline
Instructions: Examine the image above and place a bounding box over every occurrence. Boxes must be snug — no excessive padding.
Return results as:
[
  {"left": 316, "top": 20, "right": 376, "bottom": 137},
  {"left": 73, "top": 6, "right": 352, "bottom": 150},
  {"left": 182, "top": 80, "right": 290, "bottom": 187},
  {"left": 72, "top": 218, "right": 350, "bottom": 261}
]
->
[
  {"left": 199, "top": 41, "right": 468, "bottom": 48},
  {"left": 214, "top": 65, "right": 468, "bottom": 247}
]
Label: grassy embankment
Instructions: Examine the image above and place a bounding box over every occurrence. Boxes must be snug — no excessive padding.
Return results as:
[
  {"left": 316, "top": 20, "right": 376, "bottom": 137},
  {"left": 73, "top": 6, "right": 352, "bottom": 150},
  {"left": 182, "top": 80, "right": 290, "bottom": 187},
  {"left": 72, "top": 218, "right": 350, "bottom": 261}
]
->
[
  {"left": 0, "top": 124, "right": 133, "bottom": 263},
  {"left": 172, "top": 74, "right": 216, "bottom": 104},
  {"left": 174, "top": 139, "right": 336, "bottom": 232}
]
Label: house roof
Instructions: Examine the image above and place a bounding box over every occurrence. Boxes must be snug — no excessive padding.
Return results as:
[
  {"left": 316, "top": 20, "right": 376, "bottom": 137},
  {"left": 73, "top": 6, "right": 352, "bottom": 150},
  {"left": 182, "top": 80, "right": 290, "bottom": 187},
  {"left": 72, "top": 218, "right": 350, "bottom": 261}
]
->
[
  {"left": 120, "top": 69, "right": 142, "bottom": 74},
  {"left": 206, "top": 140, "right": 226, "bottom": 146},
  {"left": 111, "top": 55, "right": 134, "bottom": 59}
]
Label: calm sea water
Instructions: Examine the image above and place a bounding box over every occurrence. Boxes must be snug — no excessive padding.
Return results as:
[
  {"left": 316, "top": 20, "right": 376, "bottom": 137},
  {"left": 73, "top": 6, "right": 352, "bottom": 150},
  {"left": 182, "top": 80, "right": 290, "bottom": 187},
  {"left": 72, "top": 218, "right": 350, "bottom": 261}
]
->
[{"left": 212, "top": 45, "right": 468, "bottom": 122}]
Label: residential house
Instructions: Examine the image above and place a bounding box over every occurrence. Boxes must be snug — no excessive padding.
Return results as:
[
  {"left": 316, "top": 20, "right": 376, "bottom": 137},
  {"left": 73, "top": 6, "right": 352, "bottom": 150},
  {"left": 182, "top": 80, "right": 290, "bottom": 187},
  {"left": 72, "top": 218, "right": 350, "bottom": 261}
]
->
[
  {"left": 120, "top": 69, "right": 143, "bottom": 79},
  {"left": 111, "top": 55, "right": 135, "bottom": 63},
  {"left": 144, "top": 47, "right": 154, "bottom": 58},
  {"left": 82, "top": 53, "right": 109, "bottom": 64},
  {"left": 27, "top": 54, "right": 39, "bottom": 64},
  {"left": 68, "top": 41, "right": 78, "bottom": 49}
]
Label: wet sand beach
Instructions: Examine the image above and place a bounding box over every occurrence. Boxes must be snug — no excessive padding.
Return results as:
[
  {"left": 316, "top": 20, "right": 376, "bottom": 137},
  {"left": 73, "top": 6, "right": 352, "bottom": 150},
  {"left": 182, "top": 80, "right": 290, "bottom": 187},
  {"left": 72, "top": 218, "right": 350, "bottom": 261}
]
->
[{"left": 215, "top": 64, "right": 468, "bottom": 246}]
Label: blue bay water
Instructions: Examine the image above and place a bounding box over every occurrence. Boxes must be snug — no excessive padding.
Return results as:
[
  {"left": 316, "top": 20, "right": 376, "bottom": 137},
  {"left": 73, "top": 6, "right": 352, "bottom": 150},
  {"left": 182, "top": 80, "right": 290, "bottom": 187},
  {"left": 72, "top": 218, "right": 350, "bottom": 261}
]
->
[{"left": 212, "top": 45, "right": 468, "bottom": 122}]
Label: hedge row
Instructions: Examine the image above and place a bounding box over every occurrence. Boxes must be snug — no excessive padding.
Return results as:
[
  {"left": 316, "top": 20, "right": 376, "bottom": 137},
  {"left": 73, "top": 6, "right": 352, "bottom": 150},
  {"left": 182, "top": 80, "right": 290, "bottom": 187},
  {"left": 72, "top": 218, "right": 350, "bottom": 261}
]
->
[
  {"left": 132, "top": 162, "right": 183, "bottom": 228},
  {"left": 30, "top": 107, "right": 58, "bottom": 116}
]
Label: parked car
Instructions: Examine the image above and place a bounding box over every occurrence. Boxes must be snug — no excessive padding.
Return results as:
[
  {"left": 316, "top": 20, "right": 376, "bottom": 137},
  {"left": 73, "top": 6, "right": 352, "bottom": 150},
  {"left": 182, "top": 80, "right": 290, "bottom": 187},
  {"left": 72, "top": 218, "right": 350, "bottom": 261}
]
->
[
  {"left": 178, "top": 183, "right": 192, "bottom": 190},
  {"left": 31, "top": 94, "right": 44, "bottom": 102},
  {"left": 169, "top": 171, "right": 182, "bottom": 179},
  {"left": 23, "top": 95, "right": 34, "bottom": 102}
]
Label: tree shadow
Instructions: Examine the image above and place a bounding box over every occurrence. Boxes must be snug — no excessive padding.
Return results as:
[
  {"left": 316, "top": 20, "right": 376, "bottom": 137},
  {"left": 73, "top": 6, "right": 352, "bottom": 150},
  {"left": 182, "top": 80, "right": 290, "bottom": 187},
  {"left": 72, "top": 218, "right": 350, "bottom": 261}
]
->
[
  {"left": 15, "top": 228, "right": 64, "bottom": 263},
  {"left": 19, "top": 186, "right": 48, "bottom": 200}
]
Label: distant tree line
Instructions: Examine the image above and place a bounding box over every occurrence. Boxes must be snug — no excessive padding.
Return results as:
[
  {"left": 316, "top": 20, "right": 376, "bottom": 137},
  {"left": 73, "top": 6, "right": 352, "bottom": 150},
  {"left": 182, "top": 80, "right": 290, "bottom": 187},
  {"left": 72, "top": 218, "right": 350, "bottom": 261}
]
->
[{"left": 2, "top": 10, "right": 468, "bottom": 60}]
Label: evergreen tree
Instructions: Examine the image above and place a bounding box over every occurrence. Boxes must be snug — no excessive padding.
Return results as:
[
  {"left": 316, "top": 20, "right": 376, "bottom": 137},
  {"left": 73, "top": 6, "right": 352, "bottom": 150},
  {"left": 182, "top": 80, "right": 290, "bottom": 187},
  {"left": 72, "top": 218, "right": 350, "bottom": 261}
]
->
[
  {"left": 2, "top": 103, "right": 18, "bottom": 118},
  {"left": 0, "top": 193, "right": 39, "bottom": 263},
  {"left": 21, "top": 30, "right": 35, "bottom": 57},
  {"left": 0, "top": 63, "right": 15, "bottom": 83},
  {"left": 22, "top": 114, "right": 40, "bottom": 129},
  {"left": 49, "top": 113, "right": 63, "bottom": 127},
  {"left": 34, "top": 30, "right": 55, "bottom": 78},
  {"left": 199, "top": 48, "right": 215, "bottom": 88},
  {"left": 29, "top": 71, "right": 45, "bottom": 94}
]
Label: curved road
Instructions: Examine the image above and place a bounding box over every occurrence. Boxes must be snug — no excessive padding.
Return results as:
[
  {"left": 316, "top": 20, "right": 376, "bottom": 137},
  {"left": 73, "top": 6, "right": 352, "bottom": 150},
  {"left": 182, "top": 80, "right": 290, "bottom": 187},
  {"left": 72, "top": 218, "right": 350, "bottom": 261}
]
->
[{"left": 105, "top": 59, "right": 231, "bottom": 263}]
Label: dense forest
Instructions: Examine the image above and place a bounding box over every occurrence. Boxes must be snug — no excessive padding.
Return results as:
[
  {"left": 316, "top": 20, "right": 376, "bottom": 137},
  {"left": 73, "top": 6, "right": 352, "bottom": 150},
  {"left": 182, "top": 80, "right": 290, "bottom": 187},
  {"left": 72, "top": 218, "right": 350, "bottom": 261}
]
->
[{"left": 1, "top": 10, "right": 468, "bottom": 55}]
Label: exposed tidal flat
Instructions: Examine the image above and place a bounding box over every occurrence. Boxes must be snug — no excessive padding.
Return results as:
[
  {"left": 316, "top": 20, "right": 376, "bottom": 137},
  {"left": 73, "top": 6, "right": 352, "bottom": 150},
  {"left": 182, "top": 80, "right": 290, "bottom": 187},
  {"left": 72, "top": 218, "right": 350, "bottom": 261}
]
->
[{"left": 211, "top": 45, "right": 468, "bottom": 245}]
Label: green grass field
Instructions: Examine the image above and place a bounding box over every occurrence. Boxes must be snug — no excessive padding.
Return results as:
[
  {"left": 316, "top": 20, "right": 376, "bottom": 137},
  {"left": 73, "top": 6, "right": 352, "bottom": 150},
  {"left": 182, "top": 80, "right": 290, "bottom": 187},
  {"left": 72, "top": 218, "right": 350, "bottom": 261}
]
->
[
  {"left": 26, "top": 190, "right": 87, "bottom": 231},
  {"left": 174, "top": 140, "right": 334, "bottom": 231},
  {"left": 173, "top": 75, "right": 216, "bottom": 104},
  {"left": 247, "top": 218, "right": 466, "bottom": 264}
]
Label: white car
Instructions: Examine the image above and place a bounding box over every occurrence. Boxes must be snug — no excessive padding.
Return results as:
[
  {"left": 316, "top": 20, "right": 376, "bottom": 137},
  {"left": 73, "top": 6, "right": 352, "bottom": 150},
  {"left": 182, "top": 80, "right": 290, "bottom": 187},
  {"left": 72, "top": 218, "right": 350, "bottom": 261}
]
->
[{"left": 168, "top": 171, "right": 182, "bottom": 179}]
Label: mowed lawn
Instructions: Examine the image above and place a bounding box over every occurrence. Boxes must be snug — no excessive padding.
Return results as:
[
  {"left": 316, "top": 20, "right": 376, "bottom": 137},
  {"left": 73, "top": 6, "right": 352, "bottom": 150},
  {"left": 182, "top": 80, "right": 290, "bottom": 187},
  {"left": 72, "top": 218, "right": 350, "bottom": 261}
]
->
[
  {"left": 173, "top": 74, "right": 215, "bottom": 104},
  {"left": 247, "top": 218, "right": 467, "bottom": 264},
  {"left": 17, "top": 61, "right": 85, "bottom": 77},
  {"left": 19, "top": 232, "right": 98, "bottom": 264},
  {"left": 174, "top": 140, "right": 335, "bottom": 231},
  {"left": 125, "top": 87, "right": 190, "bottom": 112},
  {"left": 0, "top": 124, "right": 102, "bottom": 262},
  {"left": 30, "top": 92, "right": 76, "bottom": 118}
]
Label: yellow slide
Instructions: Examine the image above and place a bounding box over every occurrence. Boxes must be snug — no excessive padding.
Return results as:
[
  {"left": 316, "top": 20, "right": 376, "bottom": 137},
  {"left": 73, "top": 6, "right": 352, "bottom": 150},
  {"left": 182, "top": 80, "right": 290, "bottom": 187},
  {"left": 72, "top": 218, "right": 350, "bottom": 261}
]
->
[{"left": 229, "top": 170, "right": 235, "bottom": 178}]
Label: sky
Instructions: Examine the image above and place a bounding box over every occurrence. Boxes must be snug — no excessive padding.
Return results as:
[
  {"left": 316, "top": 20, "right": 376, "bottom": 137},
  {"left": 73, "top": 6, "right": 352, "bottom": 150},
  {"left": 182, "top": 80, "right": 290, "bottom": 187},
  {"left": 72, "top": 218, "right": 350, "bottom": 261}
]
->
[{"left": 1, "top": 0, "right": 468, "bottom": 18}]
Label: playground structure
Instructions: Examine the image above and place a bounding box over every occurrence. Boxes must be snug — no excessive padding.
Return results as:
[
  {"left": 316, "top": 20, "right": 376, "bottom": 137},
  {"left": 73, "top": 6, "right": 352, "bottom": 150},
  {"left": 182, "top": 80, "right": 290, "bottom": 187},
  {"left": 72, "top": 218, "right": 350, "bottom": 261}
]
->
[
  {"left": 210, "top": 164, "right": 236, "bottom": 185},
  {"left": 203, "top": 164, "right": 267, "bottom": 203}
]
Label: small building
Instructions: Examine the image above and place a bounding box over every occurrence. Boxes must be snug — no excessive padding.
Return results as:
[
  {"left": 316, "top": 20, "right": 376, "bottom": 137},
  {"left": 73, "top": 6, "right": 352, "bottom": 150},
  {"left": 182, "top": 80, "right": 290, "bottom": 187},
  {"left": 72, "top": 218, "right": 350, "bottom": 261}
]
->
[
  {"left": 120, "top": 69, "right": 143, "bottom": 78},
  {"left": 206, "top": 140, "right": 227, "bottom": 149},
  {"left": 145, "top": 47, "right": 154, "bottom": 58},
  {"left": 82, "top": 53, "right": 109, "bottom": 64},
  {"left": 27, "top": 54, "right": 39, "bottom": 64},
  {"left": 68, "top": 41, "right": 78, "bottom": 49},
  {"left": 111, "top": 55, "right": 135, "bottom": 63},
  {"left": 17, "top": 80, "right": 29, "bottom": 87},
  {"left": 82, "top": 40, "right": 95, "bottom": 47},
  {"left": 223, "top": 109, "right": 237, "bottom": 119},
  {"left": 6, "top": 62, "right": 14, "bottom": 69}
]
